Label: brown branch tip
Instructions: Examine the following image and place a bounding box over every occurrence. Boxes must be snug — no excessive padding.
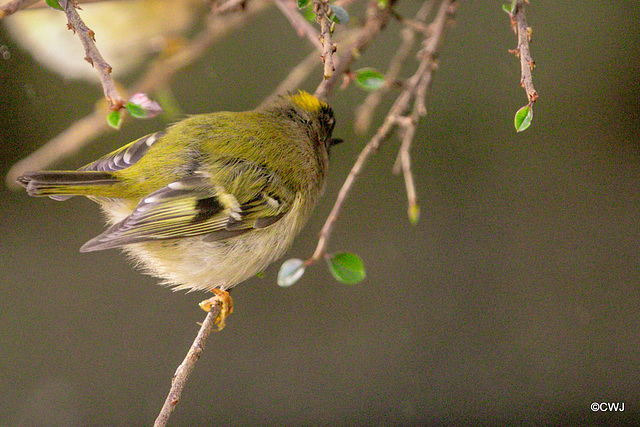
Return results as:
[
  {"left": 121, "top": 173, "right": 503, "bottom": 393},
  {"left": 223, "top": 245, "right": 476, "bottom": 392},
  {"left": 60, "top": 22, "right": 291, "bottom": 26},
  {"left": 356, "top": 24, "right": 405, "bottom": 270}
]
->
[
  {"left": 511, "top": 0, "right": 537, "bottom": 103},
  {"left": 62, "top": 0, "right": 125, "bottom": 110}
]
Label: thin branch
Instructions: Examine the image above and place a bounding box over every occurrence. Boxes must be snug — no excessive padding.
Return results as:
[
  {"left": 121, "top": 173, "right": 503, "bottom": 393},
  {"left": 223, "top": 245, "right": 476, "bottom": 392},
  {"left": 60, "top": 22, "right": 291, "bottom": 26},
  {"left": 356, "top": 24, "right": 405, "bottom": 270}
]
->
[
  {"left": 511, "top": 0, "right": 537, "bottom": 103},
  {"left": 211, "top": 0, "right": 247, "bottom": 14},
  {"left": 392, "top": 0, "right": 453, "bottom": 220},
  {"left": 0, "top": 0, "right": 38, "bottom": 18},
  {"left": 306, "top": 108, "right": 395, "bottom": 265},
  {"left": 274, "top": 0, "right": 323, "bottom": 50},
  {"left": 395, "top": 115, "right": 419, "bottom": 221},
  {"left": 153, "top": 304, "right": 222, "bottom": 427},
  {"left": 261, "top": 2, "right": 380, "bottom": 109},
  {"left": 313, "top": 0, "right": 336, "bottom": 80},
  {"left": 61, "top": 0, "right": 125, "bottom": 110},
  {"left": 354, "top": 0, "right": 435, "bottom": 134},
  {"left": 315, "top": 0, "right": 395, "bottom": 101},
  {"left": 306, "top": 0, "right": 455, "bottom": 264},
  {"left": 1, "top": 0, "right": 130, "bottom": 14}
]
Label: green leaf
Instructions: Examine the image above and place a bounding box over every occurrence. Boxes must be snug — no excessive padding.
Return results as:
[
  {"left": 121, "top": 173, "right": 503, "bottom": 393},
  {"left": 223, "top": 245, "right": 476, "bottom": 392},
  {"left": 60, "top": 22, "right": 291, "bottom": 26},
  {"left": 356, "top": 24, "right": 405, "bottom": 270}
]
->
[
  {"left": 354, "top": 68, "right": 386, "bottom": 91},
  {"left": 126, "top": 102, "right": 146, "bottom": 119},
  {"left": 301, "top": 5, "right": 316, "bottom": 22},
  {"left": 501, "top": 2, "right": 514, "bottom": 14},
  {"left": 377, "top": 0, "right": 389, "bottom": 9},
  {"left": 514, "top": 104, "right": 533, "bottom": 132},
  {"left": 106, "top": 110, "right": 123, "bottom": 130},
  {"left": 278, "top": 258, "right": 306, "bottom": 287},
  {"left": 297, "top": 0, "right": 311, "bottom": 8},
  {"left": 329, "top": 4, "right": 349, "bottom": 25},
  {"left": 45, "top": 0, "right": 63, "bottom": 10},
  {"left": 327, "top": 252, "right": 366, "bottom": 285}
]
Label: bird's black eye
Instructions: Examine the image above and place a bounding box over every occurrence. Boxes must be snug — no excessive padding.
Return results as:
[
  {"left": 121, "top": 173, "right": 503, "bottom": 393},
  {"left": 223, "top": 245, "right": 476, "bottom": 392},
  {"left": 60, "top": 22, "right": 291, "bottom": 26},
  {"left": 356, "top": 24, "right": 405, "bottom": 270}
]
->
[{"left": 326, "top": 117, "right": 335, "bottom": 129}]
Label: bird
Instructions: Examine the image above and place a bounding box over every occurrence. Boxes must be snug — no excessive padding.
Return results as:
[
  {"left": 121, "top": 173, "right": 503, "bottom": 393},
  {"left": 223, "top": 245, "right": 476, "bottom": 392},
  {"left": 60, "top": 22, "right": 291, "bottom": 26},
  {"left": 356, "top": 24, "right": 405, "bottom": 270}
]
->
[{"left": 17, "top": 91, "right": 339, "bottom": 329}]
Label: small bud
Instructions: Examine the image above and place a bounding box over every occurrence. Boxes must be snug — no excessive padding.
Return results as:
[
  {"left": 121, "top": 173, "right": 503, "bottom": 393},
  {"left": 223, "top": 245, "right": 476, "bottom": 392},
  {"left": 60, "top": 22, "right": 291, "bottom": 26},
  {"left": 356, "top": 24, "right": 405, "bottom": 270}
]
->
[
  {"left": 409, "top": 204, "right": 421, "bottom": 225},
  {"left": 127, "top": 93, "right": 163, "bottom": 119}
]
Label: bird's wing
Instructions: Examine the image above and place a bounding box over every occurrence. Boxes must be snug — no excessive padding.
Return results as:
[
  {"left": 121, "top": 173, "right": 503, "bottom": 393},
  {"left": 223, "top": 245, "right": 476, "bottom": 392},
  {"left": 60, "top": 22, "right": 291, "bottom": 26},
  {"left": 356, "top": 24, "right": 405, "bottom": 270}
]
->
[
  {"left": 80, "top": 164, "right": 293, "bottom": 252},
  {"left": 80, "top": 130, "right": 167, "bottom": 172}
]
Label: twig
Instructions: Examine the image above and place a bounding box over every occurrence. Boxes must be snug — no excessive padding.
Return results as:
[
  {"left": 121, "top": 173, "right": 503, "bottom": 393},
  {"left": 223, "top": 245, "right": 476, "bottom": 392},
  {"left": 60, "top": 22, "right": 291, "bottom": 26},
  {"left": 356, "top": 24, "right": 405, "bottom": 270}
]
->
[
  {"left": 274, "top": 0, "right": 323, "bottom": 50},
  {"left": 261, "top": 4, "right": 381, "bottom": 109},
  {"left": 395, "top": 116, "right": 418, "bottom": 221},
  {"left": 306, "top": 0, "right": 455, "bottom": 264},
  {"left": 313, "top": 0, "right": 335, "bottom": 80},
  {"left": 354, "top": 0, "right": 435, "bottom": 133},
  {"left": 315, "top": 0, "right": 395, "bottom": 101},
  {"left": 511, "top": 0, "right": 537, "bottom": 103},
  {"left": 6, "top": 0, "right": 269, "bottom": 189},
  {"left": 211, "top": 0, "right": 247, "bottom": 14},
  {"left": 0, "top": 0, "right": 38, "bottom": 18},
  {"left": 61, "top": 0, "right": 124, "bottom": 110},
  {"left": 392, "top": 0, "right": 453, "bottom": 220},
  {"left": 60, "top": 0, "right": 125, "bottom": 110},
  {"left": 3, "top": 0, "right": 126, "bottom": 107},
  {"left": 306, "top": 107, "right": 395, "bottom": 265},
  {"left": 153, "top": 304, "right": 222, "bottom": 427}
]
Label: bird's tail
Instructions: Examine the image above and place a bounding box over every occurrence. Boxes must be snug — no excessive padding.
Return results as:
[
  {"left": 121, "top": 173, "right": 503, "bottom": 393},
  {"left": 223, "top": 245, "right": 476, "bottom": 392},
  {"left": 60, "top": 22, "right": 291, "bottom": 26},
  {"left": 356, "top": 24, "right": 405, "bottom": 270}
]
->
[{"left": 16, "top": 171, "right": 119, "bottom": 200}]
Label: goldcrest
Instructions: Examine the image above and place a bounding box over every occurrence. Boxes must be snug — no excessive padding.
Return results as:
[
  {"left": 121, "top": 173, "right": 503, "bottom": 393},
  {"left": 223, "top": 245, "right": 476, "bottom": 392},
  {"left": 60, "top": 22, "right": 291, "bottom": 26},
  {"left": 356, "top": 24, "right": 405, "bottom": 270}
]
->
[{"left": 18, "top": 92, "right": 338, "bottom": 295}]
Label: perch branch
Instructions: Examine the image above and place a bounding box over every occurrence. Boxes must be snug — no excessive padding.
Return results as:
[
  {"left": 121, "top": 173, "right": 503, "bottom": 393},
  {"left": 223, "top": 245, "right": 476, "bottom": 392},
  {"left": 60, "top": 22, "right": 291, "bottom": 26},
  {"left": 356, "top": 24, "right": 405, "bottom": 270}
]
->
[{"left": 153, "top": 304, "right": 222, "bottom": 427}]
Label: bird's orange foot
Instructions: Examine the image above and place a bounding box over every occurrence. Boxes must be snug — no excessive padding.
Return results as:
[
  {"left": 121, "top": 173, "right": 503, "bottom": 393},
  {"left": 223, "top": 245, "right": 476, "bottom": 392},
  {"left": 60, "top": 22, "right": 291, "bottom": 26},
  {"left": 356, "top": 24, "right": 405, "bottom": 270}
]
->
[{"left": 199, "top": 289, "right": 234, "bottom": 331}]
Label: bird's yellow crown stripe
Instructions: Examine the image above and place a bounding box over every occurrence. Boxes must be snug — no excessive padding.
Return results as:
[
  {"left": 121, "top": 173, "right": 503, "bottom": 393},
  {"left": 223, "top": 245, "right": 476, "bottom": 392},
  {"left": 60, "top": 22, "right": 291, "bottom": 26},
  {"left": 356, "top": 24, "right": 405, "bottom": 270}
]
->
[{"left": 289, "top": 91, "right": 327, "bottom": 112}]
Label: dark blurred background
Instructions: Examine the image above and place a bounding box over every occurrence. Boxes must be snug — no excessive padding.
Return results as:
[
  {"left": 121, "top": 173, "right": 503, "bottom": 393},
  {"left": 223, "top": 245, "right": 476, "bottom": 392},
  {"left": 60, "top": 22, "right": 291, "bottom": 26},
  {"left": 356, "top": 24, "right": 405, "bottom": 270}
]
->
[{"left": 1, "top": 1, "right": 639, "bottom": 425}]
